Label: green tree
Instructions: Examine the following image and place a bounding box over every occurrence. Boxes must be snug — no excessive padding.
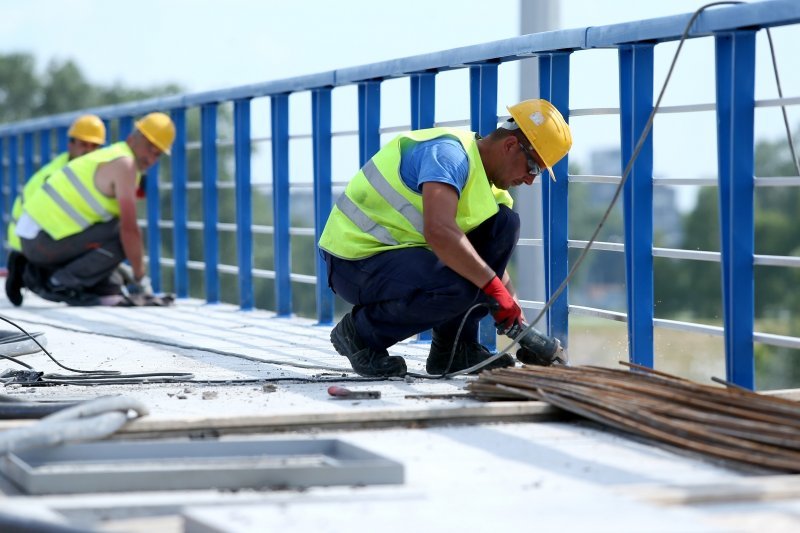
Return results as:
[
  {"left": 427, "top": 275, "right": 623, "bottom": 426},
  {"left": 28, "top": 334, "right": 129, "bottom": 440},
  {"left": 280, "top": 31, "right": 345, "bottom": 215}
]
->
[
  {"left": 658, "top": 130, "right": 800, "bottom": 388},
  {"left": 0, "top": 54, "right": 40, "bottom": 122}
]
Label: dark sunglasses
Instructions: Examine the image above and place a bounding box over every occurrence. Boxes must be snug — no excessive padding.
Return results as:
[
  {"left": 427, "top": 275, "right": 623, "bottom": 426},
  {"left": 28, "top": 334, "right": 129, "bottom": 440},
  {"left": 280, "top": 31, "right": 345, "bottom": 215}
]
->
[{"left": 518, "top": 143, "right": 542, "bottom": 177}]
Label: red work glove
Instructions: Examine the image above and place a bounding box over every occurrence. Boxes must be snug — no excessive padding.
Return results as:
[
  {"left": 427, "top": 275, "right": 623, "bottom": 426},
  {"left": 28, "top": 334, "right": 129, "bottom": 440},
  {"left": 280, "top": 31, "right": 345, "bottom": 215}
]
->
[{"left": 481, "top": 275, "right": 521, "bottom": 329}]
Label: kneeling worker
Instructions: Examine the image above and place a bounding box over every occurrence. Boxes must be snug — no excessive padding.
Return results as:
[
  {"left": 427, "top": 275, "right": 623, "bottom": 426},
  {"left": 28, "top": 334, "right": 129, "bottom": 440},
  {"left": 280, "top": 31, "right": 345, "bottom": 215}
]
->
[
  {"left": 10, "top": 112, "right": 175, "bottom": 306},
  {"left": 318, "top": 99, "right": 572, "bottom": 377},
  {"left": 5, "top": 115, "right": 106, "bottom": 305}
]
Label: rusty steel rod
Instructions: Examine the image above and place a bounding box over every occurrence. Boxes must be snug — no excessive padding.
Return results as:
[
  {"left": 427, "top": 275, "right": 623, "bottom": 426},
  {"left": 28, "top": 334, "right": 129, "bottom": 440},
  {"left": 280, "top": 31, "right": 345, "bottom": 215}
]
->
[{"left": 467, "top": 364, "right": 800, "bottom": 473}]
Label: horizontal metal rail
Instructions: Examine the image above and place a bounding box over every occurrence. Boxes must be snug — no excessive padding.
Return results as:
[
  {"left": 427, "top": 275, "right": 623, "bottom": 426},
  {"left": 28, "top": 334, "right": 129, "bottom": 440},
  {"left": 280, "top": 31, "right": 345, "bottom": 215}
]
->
[
  {"left": 518, "top": 300, "right": 800, "bottom": 351},
  {"left": 158, "top": 256, "right": 315, "bottom": 284},
  {"left": 141, "top": 219, "right": 315, "bottom": 236},
  {"left": 517, "top": 239, "right": 800, "bottom": 268},
  {"left": 569, "top": 176, "right": 800, "bottom": 186}
]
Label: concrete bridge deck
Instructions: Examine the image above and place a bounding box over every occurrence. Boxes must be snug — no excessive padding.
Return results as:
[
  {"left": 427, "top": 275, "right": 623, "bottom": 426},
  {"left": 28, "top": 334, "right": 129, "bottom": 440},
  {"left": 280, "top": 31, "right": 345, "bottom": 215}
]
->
[{"left": 0, "top": 296, "right": 797, "bottom": 532}]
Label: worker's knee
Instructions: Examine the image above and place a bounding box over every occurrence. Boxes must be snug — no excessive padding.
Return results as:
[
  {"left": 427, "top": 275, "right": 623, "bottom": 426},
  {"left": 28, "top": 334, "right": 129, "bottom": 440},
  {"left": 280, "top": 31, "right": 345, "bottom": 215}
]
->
[
  {"left": 493, "top": 204, "right": 520, "bottom": 251},
  {"left": 468, "top": 205, "right": 520, "bottom": 261}
]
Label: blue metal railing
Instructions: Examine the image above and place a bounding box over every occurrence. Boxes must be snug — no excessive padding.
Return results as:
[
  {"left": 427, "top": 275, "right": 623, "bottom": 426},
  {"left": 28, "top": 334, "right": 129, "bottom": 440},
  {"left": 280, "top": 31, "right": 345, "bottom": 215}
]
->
[{"left": 1, "top": 1, "right": 799, "bottom": 389}]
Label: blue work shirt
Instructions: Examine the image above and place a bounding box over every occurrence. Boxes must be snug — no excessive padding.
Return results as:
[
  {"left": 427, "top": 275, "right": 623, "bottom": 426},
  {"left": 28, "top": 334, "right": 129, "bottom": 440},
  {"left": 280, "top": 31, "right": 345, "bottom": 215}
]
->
[{"left": 399, "top": 136, "right": 469, "bottom": 197}]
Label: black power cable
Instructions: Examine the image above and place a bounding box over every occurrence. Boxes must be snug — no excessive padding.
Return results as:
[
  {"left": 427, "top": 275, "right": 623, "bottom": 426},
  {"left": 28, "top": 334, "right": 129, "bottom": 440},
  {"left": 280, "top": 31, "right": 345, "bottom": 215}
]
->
[
  {"left": 0, "top": 314, "right": 193, "bottom": 384},
  {"left": 0, "top": 313, "right": 374, "bottom": 386},
  {"left": 0, "top": 314, "right": 117, "bottom": 375}
]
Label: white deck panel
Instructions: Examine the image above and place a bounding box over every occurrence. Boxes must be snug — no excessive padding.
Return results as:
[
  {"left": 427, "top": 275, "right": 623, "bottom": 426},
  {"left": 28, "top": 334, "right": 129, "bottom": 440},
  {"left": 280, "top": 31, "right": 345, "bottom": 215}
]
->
[{"left": 0, "top": 295, "right": 797, "bottom": 532}]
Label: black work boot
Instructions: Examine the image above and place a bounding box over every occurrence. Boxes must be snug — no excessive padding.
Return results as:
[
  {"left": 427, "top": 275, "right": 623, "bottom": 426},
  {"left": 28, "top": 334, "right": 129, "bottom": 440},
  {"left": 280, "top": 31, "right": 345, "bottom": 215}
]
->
[
  {"left": 330, "top": 312, "right": 407, "bottom": 377},
  {"left": 426, "top": 331, "right": 515, "bottom": 375},
  {"left": 5, "top": 251, "right": 27, "bottom": 307}
]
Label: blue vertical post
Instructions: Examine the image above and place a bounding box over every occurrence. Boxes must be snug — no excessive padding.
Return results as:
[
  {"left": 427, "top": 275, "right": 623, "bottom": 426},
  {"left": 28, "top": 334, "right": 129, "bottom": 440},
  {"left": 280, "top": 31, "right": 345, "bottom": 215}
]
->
[
  {"left": 56, "top": 127, "right": 68, "bottom": 152},
  {"left": 8, "top": 136, "right": 19, "bottom": 212},
  {"left": 470, "top": 62, "right": 499, "bottom": 350},
  {"left": 201, "top": 103, "right": 219, "bottom": 304},
  {"left": 39, "top": 130, "right": 51, "bottom": 169},
  {"left": 0, "top": 136, "right": 5, "bottom": 262},
  {"left": 102, "top": 120, "right": 111, "bottom": 145},
  {"left": 469, "top": 63, "right": 498, "bottom": 137},
  {"left": 619, "top": 44, "right": 655, "bottom": 368},
  {"left": 170, "top": 107, "right": 188, "bottom": 298},
  {"left": 22, "top": 133, "right": 34, "bottom": 185},
  {"left": 271, "top": 94, "right": 292, "bottom": 316},
  {"left": 312, "top": 87, "right": 334, "bottom": 325},
  {"left": 411, "top": 72, "right": 436, "bottom": 342},
  {"left": 119, "top": 116, "right": 134, "bottom": 139},
  {"left": 234, "top": 98, "right": 254, "bottom": 310},
  {"left": 146, "top": 160, "right": 162, "bottom": 292},
  {"left": 411, "top": 72, "right": 436, "bottom": 130},
  {"left": 358, "top": 80, "right": 382, "bottom": 165},
  {"left": 539, "top": 53, "right": 571, "bottom": 346},
  {"left": 715, "top": 30, "right": 756, "bottom": 389}
]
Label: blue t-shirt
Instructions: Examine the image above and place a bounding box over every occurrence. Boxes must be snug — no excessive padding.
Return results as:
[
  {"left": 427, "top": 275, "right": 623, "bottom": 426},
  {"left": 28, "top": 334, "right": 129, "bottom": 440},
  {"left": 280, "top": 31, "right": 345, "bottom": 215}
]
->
[{"left": 398, "top": 136, "right": 469, "bottom": 197}]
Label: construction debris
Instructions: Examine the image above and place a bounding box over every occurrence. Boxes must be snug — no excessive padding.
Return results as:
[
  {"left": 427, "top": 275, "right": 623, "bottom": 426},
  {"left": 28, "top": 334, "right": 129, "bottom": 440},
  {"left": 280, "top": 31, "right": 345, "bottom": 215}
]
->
[{"left": 467, "top": 364, "right": 800, "bottom": 473}]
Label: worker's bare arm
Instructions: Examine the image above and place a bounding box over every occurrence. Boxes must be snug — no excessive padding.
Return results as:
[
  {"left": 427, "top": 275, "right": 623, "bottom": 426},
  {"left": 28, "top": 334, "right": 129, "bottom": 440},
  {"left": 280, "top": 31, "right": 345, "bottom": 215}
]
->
[
  {"left": 96, "top": 158, "right": 145, "bottom": 279},
  {"left": 422, "top": 182, "right": 495, "bottom": 289}
]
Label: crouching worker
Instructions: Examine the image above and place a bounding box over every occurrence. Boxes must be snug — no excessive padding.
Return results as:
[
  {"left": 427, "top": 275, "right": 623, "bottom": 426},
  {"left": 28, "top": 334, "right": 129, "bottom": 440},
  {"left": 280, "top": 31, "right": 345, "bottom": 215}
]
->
[
  {"left": 5, "top": 115, "right": 106, "bottom": 306},
  {"left": 318, "top": 99, "right": 572, "bottom": 377},
  {"left": 11, "top": 112, "right": 175, "bottom": 307}
]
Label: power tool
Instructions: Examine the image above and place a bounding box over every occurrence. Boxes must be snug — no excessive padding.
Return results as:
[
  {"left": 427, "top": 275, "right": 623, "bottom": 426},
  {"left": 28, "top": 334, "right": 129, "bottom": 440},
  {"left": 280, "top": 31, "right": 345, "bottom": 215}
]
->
[{"left": 497, "top": 321, "right": 567, "bottom": 366}]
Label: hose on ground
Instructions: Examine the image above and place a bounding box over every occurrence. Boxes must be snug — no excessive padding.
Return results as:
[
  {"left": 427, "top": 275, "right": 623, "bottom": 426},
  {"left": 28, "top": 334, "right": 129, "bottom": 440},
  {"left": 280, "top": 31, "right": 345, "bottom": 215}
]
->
[{"left": 0, "top": 395, "right": 148, "bottom": 455}]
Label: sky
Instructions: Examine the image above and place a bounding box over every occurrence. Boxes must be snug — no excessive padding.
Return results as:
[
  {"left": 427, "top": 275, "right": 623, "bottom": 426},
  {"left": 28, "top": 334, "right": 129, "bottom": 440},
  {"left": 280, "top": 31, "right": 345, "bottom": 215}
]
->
[{"left": 2, "top": 0, "right": 798, "bottom": 211}]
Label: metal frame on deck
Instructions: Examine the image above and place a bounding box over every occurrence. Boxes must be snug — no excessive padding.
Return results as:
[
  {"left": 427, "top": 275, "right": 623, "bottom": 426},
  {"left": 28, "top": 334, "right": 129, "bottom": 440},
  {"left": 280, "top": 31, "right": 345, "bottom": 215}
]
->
[{"left": 1, "top": 1, "right": 799, "bottom": 387}]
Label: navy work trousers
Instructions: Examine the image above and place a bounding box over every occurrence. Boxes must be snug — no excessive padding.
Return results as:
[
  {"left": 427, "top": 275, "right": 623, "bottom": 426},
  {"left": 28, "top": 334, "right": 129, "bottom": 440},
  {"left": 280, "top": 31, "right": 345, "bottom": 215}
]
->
[
  {"left": 21, "top": 220, "right": 124, "bottom": 292},
  {"left": 323, "top": 205, "right": 520, "bottom": 350}
]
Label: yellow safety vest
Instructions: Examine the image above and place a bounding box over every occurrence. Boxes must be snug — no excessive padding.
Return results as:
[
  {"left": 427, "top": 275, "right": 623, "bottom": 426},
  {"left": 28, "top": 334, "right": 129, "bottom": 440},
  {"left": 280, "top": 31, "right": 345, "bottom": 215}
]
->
[
  {"left": 319, "top": 127, "right": 513, "bottom": 260},
  {"left": 7, "top": 152, "right": 70, "bottom": 251},
  {"left": 23, "top": 142, "right": 141, "bottom": 241}
]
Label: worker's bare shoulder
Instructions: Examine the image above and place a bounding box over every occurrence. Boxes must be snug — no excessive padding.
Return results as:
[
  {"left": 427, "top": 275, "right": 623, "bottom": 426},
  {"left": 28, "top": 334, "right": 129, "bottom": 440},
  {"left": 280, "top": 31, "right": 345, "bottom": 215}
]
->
[
  {"left": 95, "top": 156, "right": 137, "bottom": 197},
  {"left": 100, "top": 156, "right": 137, "bottom": 176}
]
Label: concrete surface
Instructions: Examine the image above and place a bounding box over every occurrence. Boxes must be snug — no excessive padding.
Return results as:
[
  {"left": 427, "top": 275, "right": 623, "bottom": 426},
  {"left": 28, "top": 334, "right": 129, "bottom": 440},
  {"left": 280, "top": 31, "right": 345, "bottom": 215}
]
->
[{"left": 0, "top": 294, "right": 798, "bottom": 532}]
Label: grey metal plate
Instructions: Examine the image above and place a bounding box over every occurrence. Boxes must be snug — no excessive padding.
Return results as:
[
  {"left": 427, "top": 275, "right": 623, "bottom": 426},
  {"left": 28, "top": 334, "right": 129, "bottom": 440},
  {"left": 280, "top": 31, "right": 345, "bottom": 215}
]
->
[{"left": 1, "top": 438, "right": 403, "bottom": 494}]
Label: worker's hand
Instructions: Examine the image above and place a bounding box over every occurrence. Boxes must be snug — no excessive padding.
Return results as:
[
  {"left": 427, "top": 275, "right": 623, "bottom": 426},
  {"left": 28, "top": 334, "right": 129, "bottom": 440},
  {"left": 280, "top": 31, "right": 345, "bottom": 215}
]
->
[
  {"left": 481, "top": 275, "right": 522, "bottom": 329},
  {"left": 127, "top": 275, "right": 153, "bottom": 296}
]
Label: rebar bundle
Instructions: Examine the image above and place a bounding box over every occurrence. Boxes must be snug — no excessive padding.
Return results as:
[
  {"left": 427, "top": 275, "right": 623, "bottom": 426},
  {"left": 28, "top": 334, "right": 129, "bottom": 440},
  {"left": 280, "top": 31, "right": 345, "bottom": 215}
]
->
[{"left": 467, "top": 364, "right": 800, "bottom": 473}]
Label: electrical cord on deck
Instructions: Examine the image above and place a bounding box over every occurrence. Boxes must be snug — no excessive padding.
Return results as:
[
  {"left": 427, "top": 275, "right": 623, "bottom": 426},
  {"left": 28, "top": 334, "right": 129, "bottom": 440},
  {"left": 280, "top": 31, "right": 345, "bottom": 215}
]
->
[
  {"left": 0, "top": 313, "right": 195, "bottom": 384},
  {"left": 7, "top": 315, "right": 351, "bottom": 373},
  {"left": 0, "top": 314, "right": 118, "bottom": 375},
  {"left": 16, "top": 376, "right": 382, "bottom": 387},
  {"left": 405, "top": 302, "right": 489, "bottom": 379}
]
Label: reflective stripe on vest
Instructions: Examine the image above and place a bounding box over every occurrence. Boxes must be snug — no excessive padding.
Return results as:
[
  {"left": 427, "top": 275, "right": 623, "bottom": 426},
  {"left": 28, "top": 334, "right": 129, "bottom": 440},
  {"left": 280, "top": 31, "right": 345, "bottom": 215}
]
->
[
  {"left": 41, "top": 181, "right": 93, "bottom": 231},
  {"left": 335, "top": 193, "right": 399, "bottom": 246},
  {"left": 62, "top": 167, "right": 114, "bottom": 222}
]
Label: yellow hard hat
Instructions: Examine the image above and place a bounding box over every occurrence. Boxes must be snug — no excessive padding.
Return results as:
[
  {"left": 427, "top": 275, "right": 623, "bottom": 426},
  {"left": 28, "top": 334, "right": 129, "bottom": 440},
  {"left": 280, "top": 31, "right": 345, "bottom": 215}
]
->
[
  {"left": 507, "top": 99, "right": 572, "bottom": 181},
  {"left": 135, "top": 112, "right": 175, "bottom": 155},
  {"left": 67, "top": 115, "right": 106, "bottom": 145}
]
